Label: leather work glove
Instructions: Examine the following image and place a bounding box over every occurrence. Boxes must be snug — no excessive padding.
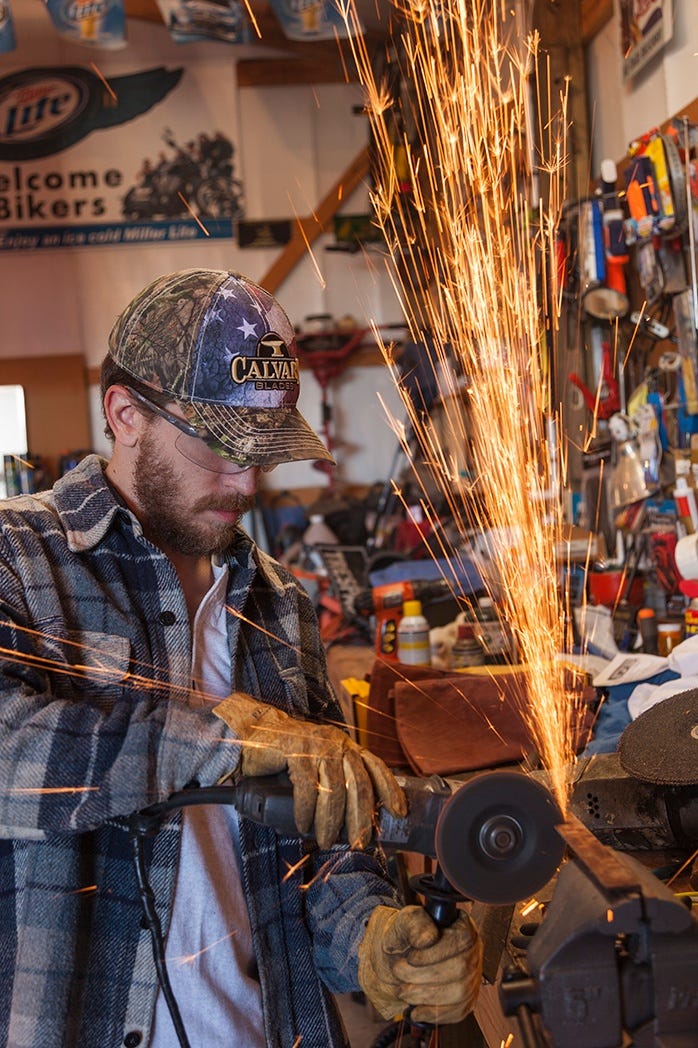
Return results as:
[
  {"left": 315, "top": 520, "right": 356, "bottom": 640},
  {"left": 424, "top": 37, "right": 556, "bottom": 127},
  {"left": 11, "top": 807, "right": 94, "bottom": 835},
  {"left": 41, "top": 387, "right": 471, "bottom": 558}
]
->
[
  {"left": 213, "top": 692, "right": 407, "bottom": 850},
  {"left": 358, "top": 904, "right": 483, "bottom": 1025}
]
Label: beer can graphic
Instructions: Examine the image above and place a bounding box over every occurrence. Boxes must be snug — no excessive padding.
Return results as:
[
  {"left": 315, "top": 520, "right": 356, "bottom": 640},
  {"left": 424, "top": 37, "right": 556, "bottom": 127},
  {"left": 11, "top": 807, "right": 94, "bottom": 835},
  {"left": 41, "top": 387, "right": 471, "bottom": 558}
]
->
[
  {"left": 44, "top": 0, "right": 127, "bottom": 49},
  {"left": 0, "top": 0, "right": 17, "bottom": 54}
]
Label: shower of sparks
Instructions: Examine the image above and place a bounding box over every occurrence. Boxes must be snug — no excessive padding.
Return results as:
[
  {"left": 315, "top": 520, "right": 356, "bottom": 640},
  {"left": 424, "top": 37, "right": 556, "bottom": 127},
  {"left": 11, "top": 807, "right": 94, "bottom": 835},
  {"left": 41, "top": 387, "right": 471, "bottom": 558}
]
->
[{"left": 342, "top": 0, "right": 581, "bottom": 810}]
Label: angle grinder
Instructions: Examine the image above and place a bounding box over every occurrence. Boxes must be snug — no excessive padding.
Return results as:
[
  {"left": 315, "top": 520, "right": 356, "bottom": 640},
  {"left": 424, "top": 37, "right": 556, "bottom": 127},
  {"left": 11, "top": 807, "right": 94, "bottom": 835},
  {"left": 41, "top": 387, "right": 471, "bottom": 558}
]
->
[{"left": 144, "top": 769, "right": 565, "bottom": 907}]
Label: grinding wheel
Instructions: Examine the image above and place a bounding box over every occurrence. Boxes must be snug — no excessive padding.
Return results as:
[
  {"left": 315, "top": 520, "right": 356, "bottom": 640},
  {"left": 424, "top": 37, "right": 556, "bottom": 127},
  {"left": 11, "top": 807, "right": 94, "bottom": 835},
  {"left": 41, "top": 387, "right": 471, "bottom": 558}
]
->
[
  {"left": 619, "top": 688, "right": 698, "bottom": 785},
  {"left": 434, "top": 770, "right": 565, "bottom": 905}
]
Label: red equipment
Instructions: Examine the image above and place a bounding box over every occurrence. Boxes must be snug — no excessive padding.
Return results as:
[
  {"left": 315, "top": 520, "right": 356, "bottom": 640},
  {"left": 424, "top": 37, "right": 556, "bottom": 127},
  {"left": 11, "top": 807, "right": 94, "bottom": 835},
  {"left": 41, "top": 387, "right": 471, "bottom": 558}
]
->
[
  {"left": 295, "top": 322, "right": 405, "bottom": 489},
  {"left": 569, "top": 340, "right": 621, "bottom": 419}
]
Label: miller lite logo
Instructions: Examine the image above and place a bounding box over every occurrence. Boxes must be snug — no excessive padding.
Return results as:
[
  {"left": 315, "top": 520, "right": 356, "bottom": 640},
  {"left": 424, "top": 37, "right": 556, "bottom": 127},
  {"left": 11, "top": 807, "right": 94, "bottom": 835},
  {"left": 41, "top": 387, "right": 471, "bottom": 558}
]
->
[
  {"left": 65, "top": 0, "right": 108, "bottom": 20},
  {"left": 0, "top": 69, "right": 91, "bottom": 144},
  {"left": 0, "top": 66, "right": 182, "bottom": 161},
  {"left": 230, "top": 333, "right": 300, "bottom": 391}
]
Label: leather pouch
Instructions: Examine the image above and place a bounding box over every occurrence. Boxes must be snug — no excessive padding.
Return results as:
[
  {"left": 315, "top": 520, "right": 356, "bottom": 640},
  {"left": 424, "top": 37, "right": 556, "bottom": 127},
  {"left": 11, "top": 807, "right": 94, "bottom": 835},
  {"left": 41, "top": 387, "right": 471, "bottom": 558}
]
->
[{"left": 365, "top": 657, "right": 595, "bottom": 774}]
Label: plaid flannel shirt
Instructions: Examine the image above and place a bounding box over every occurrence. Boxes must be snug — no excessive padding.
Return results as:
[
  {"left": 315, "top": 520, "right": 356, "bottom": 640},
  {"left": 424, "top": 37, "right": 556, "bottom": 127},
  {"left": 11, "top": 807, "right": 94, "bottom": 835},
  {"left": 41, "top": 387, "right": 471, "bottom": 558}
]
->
[{"left": 0, "top": 455, "right": 398, "bottom": 1048}]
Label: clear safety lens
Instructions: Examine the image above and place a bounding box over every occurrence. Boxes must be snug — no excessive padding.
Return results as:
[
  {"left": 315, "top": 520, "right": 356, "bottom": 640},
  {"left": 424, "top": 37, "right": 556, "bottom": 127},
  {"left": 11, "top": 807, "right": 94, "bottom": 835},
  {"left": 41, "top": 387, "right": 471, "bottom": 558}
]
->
[{"left": 174, "top": 432, "right": 277, "bottom": 475}]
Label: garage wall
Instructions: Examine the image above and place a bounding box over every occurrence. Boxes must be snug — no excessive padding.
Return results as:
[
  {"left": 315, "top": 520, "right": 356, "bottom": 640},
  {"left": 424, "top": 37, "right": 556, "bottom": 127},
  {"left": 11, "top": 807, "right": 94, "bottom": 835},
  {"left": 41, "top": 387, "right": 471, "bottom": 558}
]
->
[{"left": 585, "top": 1, "right": 698, "bottom": 179}]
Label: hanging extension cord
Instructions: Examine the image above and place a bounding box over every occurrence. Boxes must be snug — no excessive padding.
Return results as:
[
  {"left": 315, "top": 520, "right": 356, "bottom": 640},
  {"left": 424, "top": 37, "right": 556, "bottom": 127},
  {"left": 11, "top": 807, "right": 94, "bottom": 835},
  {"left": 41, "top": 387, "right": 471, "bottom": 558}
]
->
[{"left": 129, "top": 787, "right": 241, "bottom": 1048}]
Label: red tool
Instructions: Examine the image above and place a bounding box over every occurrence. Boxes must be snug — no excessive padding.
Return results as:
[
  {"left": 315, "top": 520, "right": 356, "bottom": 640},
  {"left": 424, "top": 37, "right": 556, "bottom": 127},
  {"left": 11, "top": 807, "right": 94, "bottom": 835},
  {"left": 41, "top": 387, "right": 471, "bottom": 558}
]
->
[
  {"left": 295, "top": 322, "right": 405, "bottom": 488},
  {"left": 569, "top": 340, "right": 621, "bottom": 419}
]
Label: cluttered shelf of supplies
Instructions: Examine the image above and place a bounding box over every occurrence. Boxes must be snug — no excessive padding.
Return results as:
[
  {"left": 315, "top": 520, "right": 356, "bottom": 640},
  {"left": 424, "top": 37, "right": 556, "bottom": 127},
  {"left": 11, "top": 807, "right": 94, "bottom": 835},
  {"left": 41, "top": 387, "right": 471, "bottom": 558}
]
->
[{"left": 247, "top": 110, "right": 698, "bottom": 1047}]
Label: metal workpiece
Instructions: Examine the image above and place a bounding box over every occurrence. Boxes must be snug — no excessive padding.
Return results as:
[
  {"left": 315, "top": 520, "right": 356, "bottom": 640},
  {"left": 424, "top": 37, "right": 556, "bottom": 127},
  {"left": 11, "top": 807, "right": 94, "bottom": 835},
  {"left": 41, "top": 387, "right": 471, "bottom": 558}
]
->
[{"left": 568, "top": 752, "right": 698, "bottom": 852}]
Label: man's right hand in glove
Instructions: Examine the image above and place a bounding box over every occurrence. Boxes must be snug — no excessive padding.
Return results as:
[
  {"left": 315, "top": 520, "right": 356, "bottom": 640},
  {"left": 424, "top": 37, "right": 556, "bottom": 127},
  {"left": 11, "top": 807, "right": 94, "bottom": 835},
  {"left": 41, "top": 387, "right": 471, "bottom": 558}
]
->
[
  {"left": 358, "top": 904, "right": 483, "bottom": 1025},
  {"left": 213, "top": 692, "right": 406, "bottom": 850}
]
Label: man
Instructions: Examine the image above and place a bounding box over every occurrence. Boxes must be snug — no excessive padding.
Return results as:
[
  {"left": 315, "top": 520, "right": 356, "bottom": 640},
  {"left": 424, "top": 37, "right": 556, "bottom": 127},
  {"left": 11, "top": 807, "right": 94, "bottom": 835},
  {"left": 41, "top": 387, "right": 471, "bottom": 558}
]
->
[{"left": 0, "top": 269, "right": 481, "bottom": 1048}]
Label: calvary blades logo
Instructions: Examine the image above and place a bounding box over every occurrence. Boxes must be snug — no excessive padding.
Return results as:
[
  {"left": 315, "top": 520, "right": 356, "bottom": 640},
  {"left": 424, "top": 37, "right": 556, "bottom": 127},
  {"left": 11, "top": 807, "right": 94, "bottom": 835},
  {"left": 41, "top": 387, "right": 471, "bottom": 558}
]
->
[{"left": 230, "top": 333, "right": 300, "bottom": 391}]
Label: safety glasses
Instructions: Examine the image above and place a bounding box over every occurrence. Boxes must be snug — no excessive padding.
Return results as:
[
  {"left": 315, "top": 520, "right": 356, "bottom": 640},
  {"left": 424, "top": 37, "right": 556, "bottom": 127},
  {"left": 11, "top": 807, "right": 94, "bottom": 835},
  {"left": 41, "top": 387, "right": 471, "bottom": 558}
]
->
[{"left": 125, "top": 387, "right": 277, "bottom": 475}]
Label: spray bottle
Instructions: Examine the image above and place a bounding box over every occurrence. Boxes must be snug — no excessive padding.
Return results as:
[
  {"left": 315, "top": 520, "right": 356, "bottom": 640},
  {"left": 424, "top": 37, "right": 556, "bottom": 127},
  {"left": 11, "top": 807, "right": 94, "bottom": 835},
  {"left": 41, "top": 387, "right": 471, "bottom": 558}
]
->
[{"left": 397, "top": 600, "right": 431, "bottom": 666}]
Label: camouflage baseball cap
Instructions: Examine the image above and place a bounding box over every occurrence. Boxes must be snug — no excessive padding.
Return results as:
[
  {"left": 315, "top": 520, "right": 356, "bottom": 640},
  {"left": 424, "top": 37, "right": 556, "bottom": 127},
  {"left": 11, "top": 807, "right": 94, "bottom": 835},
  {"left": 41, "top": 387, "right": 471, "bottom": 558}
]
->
[{"left": 108, "top": 269, "right": 334, "bottom": 467}]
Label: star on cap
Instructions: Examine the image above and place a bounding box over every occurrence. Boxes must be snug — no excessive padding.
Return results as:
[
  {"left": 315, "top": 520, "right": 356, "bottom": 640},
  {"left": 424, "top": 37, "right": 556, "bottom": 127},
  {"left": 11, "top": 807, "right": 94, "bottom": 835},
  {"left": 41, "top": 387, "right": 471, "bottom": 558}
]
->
[{"left": 238, "top": 318, "right": 258, "bottom": 339}]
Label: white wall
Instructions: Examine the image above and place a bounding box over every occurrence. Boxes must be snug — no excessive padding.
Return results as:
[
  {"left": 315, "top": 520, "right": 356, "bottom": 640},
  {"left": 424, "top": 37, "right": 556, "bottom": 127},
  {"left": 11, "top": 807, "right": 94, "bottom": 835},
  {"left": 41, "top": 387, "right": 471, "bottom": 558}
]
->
[
  {"left": 586, "top": 0, "right": 698, "bottom": 179},
  {"left": 0, "top": 0, "right": 405, "bottom": 492}
]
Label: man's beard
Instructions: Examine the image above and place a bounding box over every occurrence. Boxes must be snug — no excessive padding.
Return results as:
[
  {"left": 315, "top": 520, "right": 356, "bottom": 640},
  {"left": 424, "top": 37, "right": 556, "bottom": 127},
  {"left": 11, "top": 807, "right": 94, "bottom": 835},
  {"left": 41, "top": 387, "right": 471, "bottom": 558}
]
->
[{"left": 132, "top": 428, "right": 254, "bottom": 557}]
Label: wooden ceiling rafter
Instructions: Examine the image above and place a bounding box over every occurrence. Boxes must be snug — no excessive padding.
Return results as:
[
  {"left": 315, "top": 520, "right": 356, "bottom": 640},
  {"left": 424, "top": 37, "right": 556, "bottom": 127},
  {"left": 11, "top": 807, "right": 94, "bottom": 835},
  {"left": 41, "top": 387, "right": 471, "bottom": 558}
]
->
[{"left": 124, "top": 1, "right": 614, "bottom": 87}]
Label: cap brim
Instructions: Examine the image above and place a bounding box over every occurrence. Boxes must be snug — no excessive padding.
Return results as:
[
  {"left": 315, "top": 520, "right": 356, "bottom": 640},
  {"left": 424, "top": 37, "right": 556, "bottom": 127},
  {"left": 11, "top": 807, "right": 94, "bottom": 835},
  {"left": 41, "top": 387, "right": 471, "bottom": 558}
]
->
[{"left": 189, "top": 402, "right": 336, "bottom": 467}]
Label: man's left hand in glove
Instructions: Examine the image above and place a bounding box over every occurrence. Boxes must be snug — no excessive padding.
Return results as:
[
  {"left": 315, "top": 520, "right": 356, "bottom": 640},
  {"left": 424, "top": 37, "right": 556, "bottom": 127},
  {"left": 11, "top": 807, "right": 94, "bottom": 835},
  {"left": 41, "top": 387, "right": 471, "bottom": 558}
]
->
[
  {"left": 213, "top": 692, "right": 407, "bottom": 850},
  {"left": 358, "top": 904, "right": 483, "bottom": 1025}
]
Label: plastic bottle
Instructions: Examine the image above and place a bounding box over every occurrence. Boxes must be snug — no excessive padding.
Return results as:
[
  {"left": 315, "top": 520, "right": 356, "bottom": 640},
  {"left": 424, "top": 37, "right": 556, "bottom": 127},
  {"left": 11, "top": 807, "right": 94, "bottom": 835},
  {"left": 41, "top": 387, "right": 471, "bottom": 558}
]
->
[
  {"left": 302, "top": 514, "right": 339, "bottom": 546},
  {"left": 636, "top": 607, "right": 658, "bottom": 654},
  {"left": 685, "top": 599, "right": 698, "bottom": 637},
  {"left": 451, "top": 622, "right": 485, "bottom": 669},
  {"left": 473, "top": 597, "right": 511, "bottom": 664},
  {"left": 301, "top": 514, "right": 338, "bottom": 575},
  {"left": 397, "top": 599, "right": 431, "bottom": 666},
  {"left": 673, "top": 462, "right": 698, "bottom": 533}
]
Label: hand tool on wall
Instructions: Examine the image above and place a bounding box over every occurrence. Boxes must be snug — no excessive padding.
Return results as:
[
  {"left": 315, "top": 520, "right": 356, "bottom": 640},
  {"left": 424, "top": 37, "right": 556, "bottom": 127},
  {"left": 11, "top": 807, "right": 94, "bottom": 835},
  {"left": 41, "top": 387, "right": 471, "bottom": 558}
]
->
[
  {"left": 581, "top": 160, "right": 630, "bottom": 321},
  {"left": 569, "top": 339, "right": 620, "bottom": 420}
]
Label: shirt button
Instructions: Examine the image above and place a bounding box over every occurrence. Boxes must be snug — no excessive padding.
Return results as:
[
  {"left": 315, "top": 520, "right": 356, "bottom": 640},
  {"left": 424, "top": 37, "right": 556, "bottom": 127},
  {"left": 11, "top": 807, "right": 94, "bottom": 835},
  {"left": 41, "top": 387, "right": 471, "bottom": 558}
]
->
[
  {"left": 123, "top": 1033, "right": 142, "bottom": 1047},
  {"left": 159, "top": 610, "right": 176, "bottom": 626}
]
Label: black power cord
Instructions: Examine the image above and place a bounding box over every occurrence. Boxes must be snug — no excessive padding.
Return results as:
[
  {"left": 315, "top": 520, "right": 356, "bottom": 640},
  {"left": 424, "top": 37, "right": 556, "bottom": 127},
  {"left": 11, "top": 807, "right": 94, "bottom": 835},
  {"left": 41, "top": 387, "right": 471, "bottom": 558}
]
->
[{"left": 128, "top": 787, "right": 240, "bottom": 1048}]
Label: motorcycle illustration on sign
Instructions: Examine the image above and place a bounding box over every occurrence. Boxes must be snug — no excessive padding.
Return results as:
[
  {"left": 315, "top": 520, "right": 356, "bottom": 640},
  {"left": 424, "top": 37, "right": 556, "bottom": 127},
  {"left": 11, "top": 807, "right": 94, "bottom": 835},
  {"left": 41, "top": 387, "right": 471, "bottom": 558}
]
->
[{"left": 121, "top": 127, "right": 244, "bottom": 221}]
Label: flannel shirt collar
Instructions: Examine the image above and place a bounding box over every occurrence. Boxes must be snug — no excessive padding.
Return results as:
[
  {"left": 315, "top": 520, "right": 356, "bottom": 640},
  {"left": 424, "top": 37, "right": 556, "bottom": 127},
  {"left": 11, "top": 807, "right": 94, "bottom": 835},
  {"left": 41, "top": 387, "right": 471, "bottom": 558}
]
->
[{"left": 52, "top": 454, "right": 129, "bottom": 553}]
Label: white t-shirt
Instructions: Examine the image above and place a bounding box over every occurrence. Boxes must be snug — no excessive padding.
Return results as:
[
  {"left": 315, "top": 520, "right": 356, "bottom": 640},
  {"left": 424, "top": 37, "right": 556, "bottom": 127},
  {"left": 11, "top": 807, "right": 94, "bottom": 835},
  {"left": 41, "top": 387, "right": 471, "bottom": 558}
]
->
[{"left": 150, "top": 560, "right": 265, "bottom": 1047}]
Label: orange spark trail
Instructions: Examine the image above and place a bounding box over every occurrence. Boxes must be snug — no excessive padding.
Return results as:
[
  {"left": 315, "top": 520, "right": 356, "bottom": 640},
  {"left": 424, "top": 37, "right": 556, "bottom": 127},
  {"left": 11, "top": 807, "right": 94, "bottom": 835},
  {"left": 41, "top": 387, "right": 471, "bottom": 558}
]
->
[
  {"left": 173, "top": 929, "right": 240, "bottom": 966},
  {"left": 7, "top": 786, "right": 98, "bottom": 794},
  {"left": 341, "top": 0, "right": 581, "bottom": 809},
  {"left": 52, "top": 884, "right": 98, "bottom": 899},
  {"left": 283, "top": 854, "right": 311, "bottom": 883},
  {"left": 177, "top": 192, "right": 211, "bottom": 235},
  {"left": 89, "top": 62, "right": 117, "bottom": 103}
]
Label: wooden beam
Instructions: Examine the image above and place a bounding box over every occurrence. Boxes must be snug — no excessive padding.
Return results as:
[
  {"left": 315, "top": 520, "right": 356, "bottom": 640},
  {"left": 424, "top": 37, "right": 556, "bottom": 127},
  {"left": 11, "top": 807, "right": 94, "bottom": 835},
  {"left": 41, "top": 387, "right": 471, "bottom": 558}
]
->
[
  {"left": 235, "top": 18, "right": 385, "bottom": 86},
  {"left": 237, "top": 47, "right": 358, "bottom": 87},
  {"left": 124, "top": 0, "right": 162, "bottom": 22},
  {"left": 580, "top": 0, "right": 613, "bottom": 44},
  {"left": 532, "top": 0, "right": 591, "bottom": 200},
  {"left": 260, "top": 145, "right": 370, "bottom": 293}
]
